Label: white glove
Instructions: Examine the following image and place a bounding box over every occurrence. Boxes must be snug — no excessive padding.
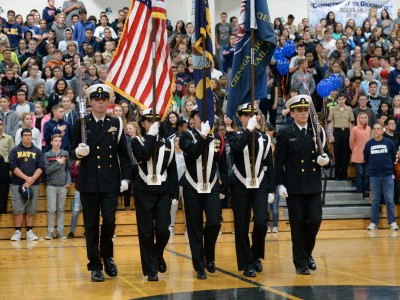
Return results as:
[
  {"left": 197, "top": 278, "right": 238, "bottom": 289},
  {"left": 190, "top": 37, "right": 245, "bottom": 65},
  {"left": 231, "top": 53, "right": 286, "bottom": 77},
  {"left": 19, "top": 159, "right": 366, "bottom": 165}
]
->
[
  {"left": 317, "top": 153, "right": 329, "bottom": 166},
  {"left": 200, "top": 121, "right": 210, "bottom": 136},
  {"left": 219, "top": 193, "right": 225, "bottom": 200},
  {"left": 278, "top": 185, "right": 288, "bottom": 198},
  {"left": 247, "top": 115, "right": 257, "bottom": 132},
  {"left": 148, "top": 122, "right": 159, "bottom": 136},
  {"left": 171, "top": 199, "right": 179, "bottom": 206},
  {"left": 120, "top": 179, "right": 129, "bottom": 193},
  {"left": 75, "top": 143, "right": 90, "bottom": 157},
  {"left": 268, "top": 193, "right": 275, "bottom": 204}
]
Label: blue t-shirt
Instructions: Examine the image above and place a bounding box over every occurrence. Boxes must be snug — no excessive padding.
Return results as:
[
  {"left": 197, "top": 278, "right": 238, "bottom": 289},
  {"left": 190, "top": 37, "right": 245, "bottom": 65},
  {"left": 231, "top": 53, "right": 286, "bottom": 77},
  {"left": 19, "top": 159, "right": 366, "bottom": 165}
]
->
[
  {"left": 3, "top": 22, "right": 23, "bottom": 48},
  {"left": 364, "top": 137, "right": 397, "bottom": 177}
]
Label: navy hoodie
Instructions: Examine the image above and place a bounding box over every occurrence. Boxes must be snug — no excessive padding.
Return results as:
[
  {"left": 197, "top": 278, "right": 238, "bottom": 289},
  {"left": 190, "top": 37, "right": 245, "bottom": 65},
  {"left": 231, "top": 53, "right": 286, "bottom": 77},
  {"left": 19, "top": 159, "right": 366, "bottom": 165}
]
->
[{"left": 9, "top": 142, "right": 45, "bottom": 185}]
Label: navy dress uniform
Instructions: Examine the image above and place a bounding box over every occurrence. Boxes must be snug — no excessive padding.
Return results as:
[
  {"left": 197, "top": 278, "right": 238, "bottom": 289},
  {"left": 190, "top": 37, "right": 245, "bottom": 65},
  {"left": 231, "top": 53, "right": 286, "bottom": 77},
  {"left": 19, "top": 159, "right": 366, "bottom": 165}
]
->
[
  {"left": 275, "top": 95, "right": 330, "bottom": 275},
  {"left": 226, "top": 104, "right": 275, "bottom": 277},
  {"left": 179, "top": 106, "right": 228, "bottom": 279},
  {"left": 70, "top": 84, "right": 131, "bottom": 282},
  {"left": 131, "top": 109, "right": 178, "bottom": 282}
]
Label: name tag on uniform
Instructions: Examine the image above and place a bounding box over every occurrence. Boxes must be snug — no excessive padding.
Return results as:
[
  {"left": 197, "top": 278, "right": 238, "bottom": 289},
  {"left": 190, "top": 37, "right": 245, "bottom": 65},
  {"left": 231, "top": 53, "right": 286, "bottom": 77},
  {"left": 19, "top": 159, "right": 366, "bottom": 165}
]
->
[{"left": 289, "top": 138, "right": 298, "bottom": 142}]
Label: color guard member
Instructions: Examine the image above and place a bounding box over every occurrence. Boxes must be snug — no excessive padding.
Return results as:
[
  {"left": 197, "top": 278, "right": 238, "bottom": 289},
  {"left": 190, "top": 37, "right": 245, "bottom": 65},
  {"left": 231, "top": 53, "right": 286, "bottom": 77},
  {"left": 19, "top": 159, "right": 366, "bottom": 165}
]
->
[
  {"left": 131, "top": 109, "right": 178, "bottom": 282},
  {"left": 70, "top": 84, "right": 131, "bottom": 282},
  {"left": 179, "top": 105, "right": 228, "bottom": 279},
  {"left": 226, "top": 103, "right": 275, "bottom": 277},
  {"left": 275, "top": 95, "right": 330, "bottom": 275}
]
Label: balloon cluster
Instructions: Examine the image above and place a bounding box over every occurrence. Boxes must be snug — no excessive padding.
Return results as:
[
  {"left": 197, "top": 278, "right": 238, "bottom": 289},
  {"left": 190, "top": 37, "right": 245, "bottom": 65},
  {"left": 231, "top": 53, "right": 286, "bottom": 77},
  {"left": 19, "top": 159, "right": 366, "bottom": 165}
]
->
[
  {"left": 316, "top": 74, "right": 342, "bottom": 97},
  {"left": 274, "top": 40, "right": 296, "bottom": 76}
]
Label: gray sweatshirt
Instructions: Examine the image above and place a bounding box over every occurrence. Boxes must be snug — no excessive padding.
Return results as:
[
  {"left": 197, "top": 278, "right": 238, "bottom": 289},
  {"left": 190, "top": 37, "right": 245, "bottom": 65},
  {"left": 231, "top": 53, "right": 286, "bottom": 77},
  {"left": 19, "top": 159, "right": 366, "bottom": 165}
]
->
[
  {"left": 44, "top": 149, "right": 71, "bottom": 186},
  {"left": 0, "top": 110, "right": 20, "bottom": 138}
]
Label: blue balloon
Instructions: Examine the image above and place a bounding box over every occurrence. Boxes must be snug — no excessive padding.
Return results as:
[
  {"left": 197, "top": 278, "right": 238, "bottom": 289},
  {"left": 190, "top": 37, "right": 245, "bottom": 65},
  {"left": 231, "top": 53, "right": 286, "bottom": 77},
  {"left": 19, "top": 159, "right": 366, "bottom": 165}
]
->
[
  {"left": 316, "top": 79, "right": 333, "bottom": 97},
  {"left": 277, "top": 58, "right": 289, "bottom": 76},
  {"left": 273, "top": 47, "right": 284, "bottom": 61},
  {"left": 283, "top": 40, "right": 296, "bottom": 58},
  {"left": 329, "top": 74, "right": 341, "bottom": 90}
]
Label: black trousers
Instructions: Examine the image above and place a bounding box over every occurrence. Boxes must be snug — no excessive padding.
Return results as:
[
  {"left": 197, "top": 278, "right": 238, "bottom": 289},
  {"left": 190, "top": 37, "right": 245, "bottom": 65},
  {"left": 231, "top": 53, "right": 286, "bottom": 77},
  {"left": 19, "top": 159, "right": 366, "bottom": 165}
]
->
[
  {"left": 0, "top": 161, "right": 10, "bottom": 214},
  {"left": 286, "top": 194, "right": 322, "bottom": 269},
  {"left": 230, "top": 185, "right": 268, "bottom": 271},
  {"left": 80, "top": 192, "right": 118, "bottom": 271},
  {"left": 134, "top": 190, "right": 171, "bottom": 276},
  {"left": 333, "top": 128, "right": 350, "bottom": 180},
  {"left": 183, "top": 188, "right": 221, "bottom": 271},
  {"left": 123, "top": 166, "right": 138, "bottom": 208}
]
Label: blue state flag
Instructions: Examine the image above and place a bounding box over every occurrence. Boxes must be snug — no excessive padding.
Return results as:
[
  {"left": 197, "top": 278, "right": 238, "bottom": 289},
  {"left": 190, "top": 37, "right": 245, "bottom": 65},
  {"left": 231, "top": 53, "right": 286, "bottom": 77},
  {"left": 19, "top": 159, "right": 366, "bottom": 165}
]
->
[
  {"left": 226, "top": 0, "right": 276, "bottom": 119},
  {"left": 192, "top": 0, "right": 214, "bottom": 125}
]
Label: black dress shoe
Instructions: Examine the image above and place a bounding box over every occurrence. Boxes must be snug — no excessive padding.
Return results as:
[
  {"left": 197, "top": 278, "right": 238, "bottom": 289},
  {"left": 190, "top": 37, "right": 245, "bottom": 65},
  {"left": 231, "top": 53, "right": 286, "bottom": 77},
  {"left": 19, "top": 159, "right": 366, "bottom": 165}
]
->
[
  {"left": 308, "top": 257, "right": 317, "bottom": 271},
  {"left": 147, "top": 273, "right": 159, "bottom": 281},
  {"left": 205, "top": 260, "right": 216, "bottom": 273},
  {"left": 296, "top": 266, "right": 311, "bottom": 275},
  {"left": 197, "top": 270, "right": 207, "bottom": 279},
  {"left": 253, "top": 258, "right": 263, "bottom": 272},
  {"left": 103, "top": 258, "right": 118, "bottom": 277},
  {"left": 243, "top": 268, "right": 257, "bottom": 277},
  {"left": 158, "top": 257, "right": 167, "bottom": 273},
  {"left": 91, "top": 270, "right": 105, "bottom": 282}
]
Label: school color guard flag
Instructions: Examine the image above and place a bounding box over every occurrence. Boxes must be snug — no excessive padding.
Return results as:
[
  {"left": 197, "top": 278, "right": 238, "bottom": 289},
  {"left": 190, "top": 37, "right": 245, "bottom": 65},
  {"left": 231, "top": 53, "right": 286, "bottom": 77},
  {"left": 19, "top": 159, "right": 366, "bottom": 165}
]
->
[
  {"left": 226, "top": 0, "right": 276, "bottom": 119},
  {"left": 192, "top": 0, "right": 215, "bottom": 125},
  {"left": 106, "top": 0, "right": 173, "bottom": 117}
]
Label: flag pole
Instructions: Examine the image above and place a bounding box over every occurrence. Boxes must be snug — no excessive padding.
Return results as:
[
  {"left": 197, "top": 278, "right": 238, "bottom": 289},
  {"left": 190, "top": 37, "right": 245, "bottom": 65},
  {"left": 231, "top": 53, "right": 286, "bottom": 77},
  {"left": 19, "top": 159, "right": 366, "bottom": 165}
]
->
[
  {"left": 250, "top": 0, "right": 256, "bottom": 181},
  {"left": 151, "top": 6, "right": 158, "bottom": 178},
  {"left": 201, "top": 9, "right": 208, "bottom": 187}
]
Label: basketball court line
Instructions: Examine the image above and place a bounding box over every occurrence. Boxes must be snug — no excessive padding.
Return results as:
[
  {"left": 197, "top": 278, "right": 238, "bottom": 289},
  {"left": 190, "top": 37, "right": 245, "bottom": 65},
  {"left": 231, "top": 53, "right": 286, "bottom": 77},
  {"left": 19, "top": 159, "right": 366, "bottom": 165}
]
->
[{"left": 165, "top": 248, "right": 302, "bottom": 300}]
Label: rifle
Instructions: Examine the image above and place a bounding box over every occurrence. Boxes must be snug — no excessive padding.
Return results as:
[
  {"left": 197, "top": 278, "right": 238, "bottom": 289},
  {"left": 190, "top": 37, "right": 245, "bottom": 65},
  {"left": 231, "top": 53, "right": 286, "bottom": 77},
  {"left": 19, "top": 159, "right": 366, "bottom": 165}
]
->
[
  {"left": 302, "top": 80, "right": 324, "bottom": 155},
  {"left": 77, "top": 60, "right": 87, "bottom": 144}
]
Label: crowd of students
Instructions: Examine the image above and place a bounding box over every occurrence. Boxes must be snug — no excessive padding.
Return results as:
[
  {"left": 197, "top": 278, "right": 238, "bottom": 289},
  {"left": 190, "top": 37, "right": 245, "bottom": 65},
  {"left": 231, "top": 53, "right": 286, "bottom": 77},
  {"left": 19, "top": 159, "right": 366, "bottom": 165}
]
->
[{"left": 1, "top": 2, "right": 400, "bottom": 242}]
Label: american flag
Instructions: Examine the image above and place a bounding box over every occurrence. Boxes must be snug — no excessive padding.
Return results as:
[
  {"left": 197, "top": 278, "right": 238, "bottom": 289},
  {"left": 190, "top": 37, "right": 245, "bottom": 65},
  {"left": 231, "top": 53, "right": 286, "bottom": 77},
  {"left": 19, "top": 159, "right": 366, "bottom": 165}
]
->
[{"left": 106, "top": 0, "right": 173, "bottom": 117}]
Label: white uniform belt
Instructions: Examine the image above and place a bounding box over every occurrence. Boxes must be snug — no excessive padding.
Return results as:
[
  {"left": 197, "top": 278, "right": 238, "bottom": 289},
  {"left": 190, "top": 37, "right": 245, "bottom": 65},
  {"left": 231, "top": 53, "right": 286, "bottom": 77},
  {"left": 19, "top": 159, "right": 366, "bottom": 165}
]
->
[
  {"left": 138, "top": 167, "right": 167, "bottom": 183},
  {"left": 185, "top": 172, "right": 217, "bottom": 191},
  {"left": 232, "top": 165, "right": 265, "bottom": 186}
]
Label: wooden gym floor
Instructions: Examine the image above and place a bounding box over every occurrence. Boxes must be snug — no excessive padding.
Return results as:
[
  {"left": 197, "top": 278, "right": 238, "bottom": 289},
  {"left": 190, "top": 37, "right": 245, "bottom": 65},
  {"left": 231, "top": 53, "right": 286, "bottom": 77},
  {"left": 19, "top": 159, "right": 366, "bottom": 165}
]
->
[{"left": 0, "top": 229, "right": 399, "bottom": 299}]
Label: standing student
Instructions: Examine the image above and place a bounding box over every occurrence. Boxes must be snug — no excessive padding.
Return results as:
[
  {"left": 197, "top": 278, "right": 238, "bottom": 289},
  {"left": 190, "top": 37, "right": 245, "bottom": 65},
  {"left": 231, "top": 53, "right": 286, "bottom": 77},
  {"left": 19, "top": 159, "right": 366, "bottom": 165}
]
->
[
  {"left": 131, "top": 109, "right": 178, "bottom": 281},
  {"left": 70, "top": 84, "right": 131, "bottom": 282},
  {"left": 67, "top": 160, "right": 81, "bottom": 239},
  {"left": 364, "top": 124, "right": 399, "bottom": 231},
  {"left": 226, "top": 103, "right": 275, "bottom": 277},
  {"left": 349, "top": 112, "right": 371, "bottom": 197},
  {"left": 9, "top": 128, "right": 45, "bottom": 241},
  {"left": 328, "top": 93, "right": 354, "bottom": 180},
  {"left": 179, "top": 105, "right": 228, "bottom": 279},
  {"left": 44, "top": 134, "right": 71, "bottom": 240},
  {"left": 0, "top": 117, "right": 14, "bottom": 214},
  {"left": 275, "top": 95, "right": 331, "bottom": 275}
]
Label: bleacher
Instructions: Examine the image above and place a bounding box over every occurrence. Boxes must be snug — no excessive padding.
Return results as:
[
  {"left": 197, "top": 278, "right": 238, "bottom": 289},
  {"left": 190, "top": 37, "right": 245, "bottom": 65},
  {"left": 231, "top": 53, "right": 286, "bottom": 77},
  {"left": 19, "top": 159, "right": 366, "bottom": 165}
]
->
[{"left": 0, "top": 177, "right": 399, "bottom": 240}]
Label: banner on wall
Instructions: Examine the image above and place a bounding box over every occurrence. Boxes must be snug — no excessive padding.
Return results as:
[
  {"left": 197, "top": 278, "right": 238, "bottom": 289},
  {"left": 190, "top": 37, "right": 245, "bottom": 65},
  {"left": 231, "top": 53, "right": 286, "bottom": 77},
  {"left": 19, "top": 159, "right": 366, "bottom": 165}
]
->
[{"left": 308, "top": 0, "right": 393, "bottom": 27}]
